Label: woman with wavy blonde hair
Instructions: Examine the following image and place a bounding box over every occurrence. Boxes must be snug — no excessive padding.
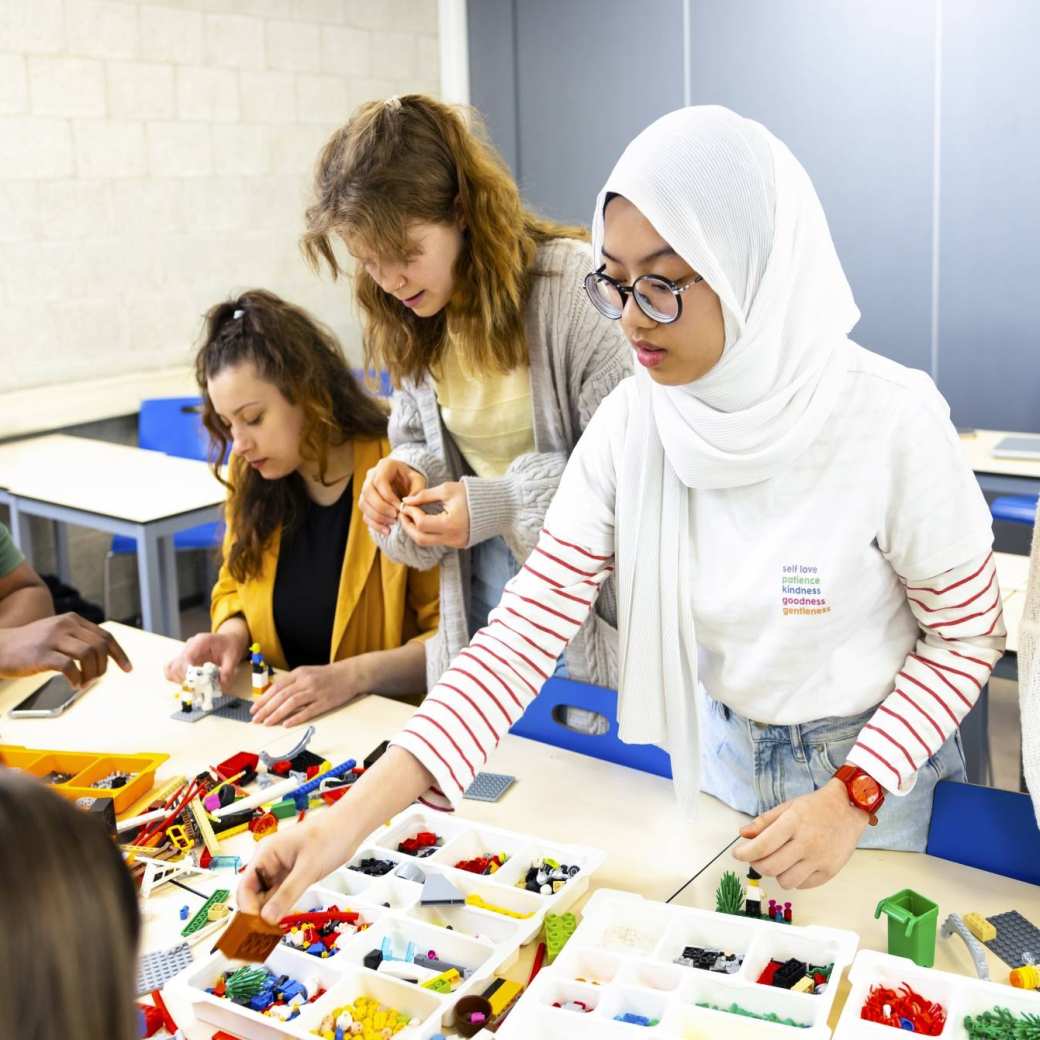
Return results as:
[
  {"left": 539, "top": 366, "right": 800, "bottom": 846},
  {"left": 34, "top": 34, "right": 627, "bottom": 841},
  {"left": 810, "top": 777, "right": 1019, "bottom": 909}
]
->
[{"left": 303, "top": 94, "right": 630, "bottom": 695}]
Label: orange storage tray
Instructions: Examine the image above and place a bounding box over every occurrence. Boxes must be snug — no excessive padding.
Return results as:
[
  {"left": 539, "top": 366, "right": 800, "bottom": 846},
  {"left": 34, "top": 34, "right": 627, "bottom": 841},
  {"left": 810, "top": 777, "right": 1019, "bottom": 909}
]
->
[{"left": 0, "top": 744, "right": 168, "bottom": 814}]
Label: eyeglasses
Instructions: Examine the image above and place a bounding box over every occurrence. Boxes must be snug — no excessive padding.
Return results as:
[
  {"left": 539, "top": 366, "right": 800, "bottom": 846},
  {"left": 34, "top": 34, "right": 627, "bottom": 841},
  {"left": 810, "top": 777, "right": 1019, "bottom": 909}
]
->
[{"left": 584, "top": 264, "right": 702, "bottom": 325}]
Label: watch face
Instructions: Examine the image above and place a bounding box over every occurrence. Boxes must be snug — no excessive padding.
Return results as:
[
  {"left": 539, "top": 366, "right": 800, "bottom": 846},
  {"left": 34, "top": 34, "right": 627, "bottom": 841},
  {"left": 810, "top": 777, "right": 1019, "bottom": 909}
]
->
[{"left": 850, "top": 773, "right": 881, "bottom": 807}]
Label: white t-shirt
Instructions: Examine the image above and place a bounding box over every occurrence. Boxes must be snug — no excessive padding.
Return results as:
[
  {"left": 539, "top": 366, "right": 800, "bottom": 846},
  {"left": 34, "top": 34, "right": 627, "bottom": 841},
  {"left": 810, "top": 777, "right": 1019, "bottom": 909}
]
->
[{"left": 558, "top": 346, "right": 994, "bottom": 724}]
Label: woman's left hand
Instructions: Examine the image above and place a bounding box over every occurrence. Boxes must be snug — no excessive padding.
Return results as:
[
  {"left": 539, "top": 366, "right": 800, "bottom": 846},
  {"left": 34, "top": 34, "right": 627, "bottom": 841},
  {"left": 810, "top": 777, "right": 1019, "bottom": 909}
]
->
[
  {"left": 398, "top": 482, "right": 470, "bottom": 548},
  {"left": 251, "top": 659, "right": 366, "bottom": 726},
  {"left": 730, "top": 778, "right": 870, "bottom": 889}
]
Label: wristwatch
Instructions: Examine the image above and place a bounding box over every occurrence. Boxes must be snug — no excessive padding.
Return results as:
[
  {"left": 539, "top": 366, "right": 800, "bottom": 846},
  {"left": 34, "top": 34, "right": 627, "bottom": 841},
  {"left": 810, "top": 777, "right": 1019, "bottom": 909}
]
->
[{"left": 834, "top": 764, "right": 884, "bottom": 826}]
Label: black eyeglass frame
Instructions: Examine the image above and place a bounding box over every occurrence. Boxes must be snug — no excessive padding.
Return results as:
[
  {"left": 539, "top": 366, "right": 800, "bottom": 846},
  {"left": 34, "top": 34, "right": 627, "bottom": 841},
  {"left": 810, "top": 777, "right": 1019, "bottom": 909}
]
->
[{"left": 584, "top": 264, "right": 703, "bottom": 325}]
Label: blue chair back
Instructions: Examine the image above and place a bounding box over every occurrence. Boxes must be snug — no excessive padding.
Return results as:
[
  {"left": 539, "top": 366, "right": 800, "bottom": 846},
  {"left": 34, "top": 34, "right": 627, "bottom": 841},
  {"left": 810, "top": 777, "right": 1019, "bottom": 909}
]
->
[
  {"left": 509, "top": 676, "right": 673, "bottom": 778},
  {"left": 925, "top": 780, "right": 1040, "bottom": 885},
  {"left": 990, "top": 494, "right": 1038, "bottom": 526},
  {"left": 139, "top": 396, "right": 210, "bottom": 461},
  {"left": 352, "top": 368, "right": 393, "bottom": 398}
]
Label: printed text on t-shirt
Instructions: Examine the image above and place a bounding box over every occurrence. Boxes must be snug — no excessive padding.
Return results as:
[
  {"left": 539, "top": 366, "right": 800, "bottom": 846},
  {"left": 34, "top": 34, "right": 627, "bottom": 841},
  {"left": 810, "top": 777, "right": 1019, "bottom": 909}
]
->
[{"left": 781, "top": 563, "right": 832, "bottom": 616}]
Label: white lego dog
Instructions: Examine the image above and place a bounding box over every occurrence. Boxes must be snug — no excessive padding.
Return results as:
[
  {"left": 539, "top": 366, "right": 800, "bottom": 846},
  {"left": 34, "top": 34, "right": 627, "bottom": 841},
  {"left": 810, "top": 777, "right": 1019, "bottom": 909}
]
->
[{"left": 183, "top": 661, "right": 222, "bottom": 712}]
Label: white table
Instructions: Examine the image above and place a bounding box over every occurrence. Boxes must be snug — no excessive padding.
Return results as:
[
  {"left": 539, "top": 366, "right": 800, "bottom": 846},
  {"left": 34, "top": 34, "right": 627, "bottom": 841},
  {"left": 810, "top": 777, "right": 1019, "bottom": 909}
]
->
[
  {"left": 0, "top": 622, "right": 748, "bottom": 1038},
  {"left": 960, "top": 428, "right": 1040, "bottom": 497},
  {"left": 0, "top": 435, "right": 225, "bottom": 637}
]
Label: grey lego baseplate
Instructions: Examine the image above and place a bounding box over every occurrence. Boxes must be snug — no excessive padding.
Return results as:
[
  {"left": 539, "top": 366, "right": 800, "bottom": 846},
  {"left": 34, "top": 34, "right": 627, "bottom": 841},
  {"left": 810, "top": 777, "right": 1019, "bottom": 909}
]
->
[
  {"left": 211, "top": 696, "right": 256, "bottom": 722},
  {"left": 463, "top": 771, "right": 516, "bottom": 802},
  {"left": 170, "top": 694, "right": 238, "bottom": 723},
  {"left": 984, "top": 910, "right": 1040, "bottom": 968},
  {"left": 136, "top": 940, "right": 193, "bottom": 995}
]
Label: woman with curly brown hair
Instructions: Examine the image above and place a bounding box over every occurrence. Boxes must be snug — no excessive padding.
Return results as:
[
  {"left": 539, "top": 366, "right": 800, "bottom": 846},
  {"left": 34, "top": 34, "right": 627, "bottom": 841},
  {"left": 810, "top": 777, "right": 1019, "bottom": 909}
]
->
[
  {"left": 303, "top": 94, "right": 630, "bottom": 697},
  {"left": 164, "top": 289, "right": 439, "bottom": 727}
]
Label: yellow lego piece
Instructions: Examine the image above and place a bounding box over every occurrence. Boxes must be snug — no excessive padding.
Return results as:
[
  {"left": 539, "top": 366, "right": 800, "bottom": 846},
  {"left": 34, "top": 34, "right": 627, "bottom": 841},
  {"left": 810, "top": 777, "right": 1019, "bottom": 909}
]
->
[
  {"left": 964, "top": 912, "right": 996, "bottom": 943},
  {"left": 464, "top": 893, "right": 534, "bottom": 919},
  {"left": 486, "top": 979, "right": 523, "bottom": 1018},
  {"left": 420, "top": 968, "right": 460, "bottom": 992},
  {"left": 166, "top": 824, "right": 193, "bottom": 852},
  {"left": 792, "top": 976, "right": 814, "bottom": 993}
]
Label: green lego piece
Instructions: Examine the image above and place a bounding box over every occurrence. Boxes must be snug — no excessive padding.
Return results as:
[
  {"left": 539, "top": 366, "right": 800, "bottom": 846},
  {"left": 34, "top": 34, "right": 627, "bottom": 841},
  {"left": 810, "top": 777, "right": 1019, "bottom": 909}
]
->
[
  {"left": 180, "top": 889, "right": 230, "bottom": 937},
  {"left": 874, "top": 888, "right": 939, "bottom": 968},
  {"left": 714, "top": 870, "right": 745, "bottom": 915},
  {"left": 963, "top": 1006, "right": 1040, "bottom": 1040},
  {"left": 224, "top": 965, "right": 268, "bottom": 1000},
  {"left": 544, "top": 911, "right": 577, "bottom": 963}
]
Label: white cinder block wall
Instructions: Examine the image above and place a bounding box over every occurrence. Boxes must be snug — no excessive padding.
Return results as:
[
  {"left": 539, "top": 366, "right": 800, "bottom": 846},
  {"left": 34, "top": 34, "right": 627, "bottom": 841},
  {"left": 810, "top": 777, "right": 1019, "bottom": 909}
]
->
[
  {"left": 0, "top": 0, "right": 441, "bottom": 392},
  {"left": 0, "top": 0, "right": 440, "bottom": 621}
]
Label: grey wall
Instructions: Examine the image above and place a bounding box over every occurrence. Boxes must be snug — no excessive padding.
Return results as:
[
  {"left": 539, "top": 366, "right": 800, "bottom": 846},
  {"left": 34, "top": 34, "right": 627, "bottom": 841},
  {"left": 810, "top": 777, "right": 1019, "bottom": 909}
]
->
[{"left": 469, "top": 0, "right": 1040, "bottom": 432}]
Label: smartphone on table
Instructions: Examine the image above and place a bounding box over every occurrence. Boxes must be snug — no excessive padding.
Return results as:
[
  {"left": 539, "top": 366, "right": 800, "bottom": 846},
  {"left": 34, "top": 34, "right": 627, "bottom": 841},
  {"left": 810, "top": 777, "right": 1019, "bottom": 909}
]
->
[{"left": 8, "top": 674, "right": 96, "bottom": 718}]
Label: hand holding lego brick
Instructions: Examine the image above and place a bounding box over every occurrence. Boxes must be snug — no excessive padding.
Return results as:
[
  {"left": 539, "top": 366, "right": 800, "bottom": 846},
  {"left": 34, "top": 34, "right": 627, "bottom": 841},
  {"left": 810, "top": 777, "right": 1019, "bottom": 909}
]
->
[
  {"left": 163, "top": 619, "right": 249, "bottom": 692},
  {"left": 250, "top": 658, "right": 366, "bottom": 726},
  {"left": 359, "top": 457, "right": 427, "bottom": 535},
  {"left": 399, "top": 481, "right": 470, "bottom": 548},
  {"left": 731, "top": 778, "right": 869, "bottom": 889}
]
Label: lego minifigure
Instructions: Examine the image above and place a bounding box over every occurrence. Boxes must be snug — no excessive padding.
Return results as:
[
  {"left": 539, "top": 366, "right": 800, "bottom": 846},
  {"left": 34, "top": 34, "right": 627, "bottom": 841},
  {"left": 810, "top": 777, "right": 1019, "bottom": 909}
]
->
[
  {"left": 250, "top": 642, "right": 273, "bottom": 696},
  {"left": 745, "top": 866, "right": 763, "bottom": 918}
]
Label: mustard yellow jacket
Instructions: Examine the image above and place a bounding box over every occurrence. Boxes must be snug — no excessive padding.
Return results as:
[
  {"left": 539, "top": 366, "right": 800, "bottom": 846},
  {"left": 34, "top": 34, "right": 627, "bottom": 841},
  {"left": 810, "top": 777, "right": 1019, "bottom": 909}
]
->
[{"left": 210, "top": 437, "right": 439, "bottom": 671}]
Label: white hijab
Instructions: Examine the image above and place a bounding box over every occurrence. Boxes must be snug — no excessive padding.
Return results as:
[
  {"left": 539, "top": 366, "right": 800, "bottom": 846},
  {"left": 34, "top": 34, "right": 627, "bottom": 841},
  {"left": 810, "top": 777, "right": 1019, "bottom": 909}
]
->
[{"left": 591, "top": 106, "right": 860, "bottom": 814}]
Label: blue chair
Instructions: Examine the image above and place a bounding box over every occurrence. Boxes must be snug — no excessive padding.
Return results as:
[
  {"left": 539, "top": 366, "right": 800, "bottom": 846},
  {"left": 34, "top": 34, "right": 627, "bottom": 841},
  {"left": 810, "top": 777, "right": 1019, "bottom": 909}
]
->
[
  {"left": 926, "top": 780, "right": 1040, "bottom": 885},
  {"left": 508, "top": 676, "right": 673, "bottom": 778},
  {"left": 352, "top": 368, "right": 393, "bottom": 398},
  {"left": 990, "top": 494, "right": 1038, "bottom": 525},
  {"left": 103, "top": 397, "right": 224, "bottom": 619}
]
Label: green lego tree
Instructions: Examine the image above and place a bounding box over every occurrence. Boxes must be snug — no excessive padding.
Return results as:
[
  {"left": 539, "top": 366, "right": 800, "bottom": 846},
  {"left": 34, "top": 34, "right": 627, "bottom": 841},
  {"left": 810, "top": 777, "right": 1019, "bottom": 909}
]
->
[{"left": 715, "top": 870, "right": 745, "bottom": 915}]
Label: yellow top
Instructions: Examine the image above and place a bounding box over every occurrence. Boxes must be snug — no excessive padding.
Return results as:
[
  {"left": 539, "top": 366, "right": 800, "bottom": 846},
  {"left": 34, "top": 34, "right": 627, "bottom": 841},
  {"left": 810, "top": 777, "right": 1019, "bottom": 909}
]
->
[
  {"left": 433, "top": 347, "right": 534, "bottom": 479},
  {"left": 210, "top": 437, "right": 440, "bottom": 672}
]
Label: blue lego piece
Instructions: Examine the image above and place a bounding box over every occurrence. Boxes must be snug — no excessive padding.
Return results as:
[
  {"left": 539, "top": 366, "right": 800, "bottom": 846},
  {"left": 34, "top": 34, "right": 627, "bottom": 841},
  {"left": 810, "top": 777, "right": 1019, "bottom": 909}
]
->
[
  {"left": 179, "top": 905, "right": 189, "bottom": 920},
  {"left": 289, "top": 758, "right": 356, "bottom": 811}
]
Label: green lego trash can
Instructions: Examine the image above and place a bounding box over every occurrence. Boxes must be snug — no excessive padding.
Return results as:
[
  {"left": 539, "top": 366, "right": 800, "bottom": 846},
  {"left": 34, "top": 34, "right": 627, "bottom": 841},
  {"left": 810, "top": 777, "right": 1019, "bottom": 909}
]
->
[{"left": 874, "top": 889, "right": 939, "bottom": 967}]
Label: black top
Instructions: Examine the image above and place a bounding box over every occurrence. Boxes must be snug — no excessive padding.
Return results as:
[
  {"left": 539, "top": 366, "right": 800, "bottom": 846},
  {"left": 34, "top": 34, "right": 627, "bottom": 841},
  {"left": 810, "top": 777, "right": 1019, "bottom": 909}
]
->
[{"left": 272, "top": 479, "right": 353, "bottom": 669}]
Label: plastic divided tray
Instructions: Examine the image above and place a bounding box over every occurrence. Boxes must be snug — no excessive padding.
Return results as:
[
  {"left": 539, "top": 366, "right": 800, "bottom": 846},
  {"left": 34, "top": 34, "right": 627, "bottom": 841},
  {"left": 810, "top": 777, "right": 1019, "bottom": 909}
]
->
[
  {"left": 0, "top": 742, "right": 167, "bottom": 813},
  {"left": 175, "top": 807, "right": 606, "bottom": 1038},
  {"left": 833, "top": 949, "right": 1040, "bottom": 1039},
  {"left": 497, "top": 888, "right": 860, "bottom": 1040}
]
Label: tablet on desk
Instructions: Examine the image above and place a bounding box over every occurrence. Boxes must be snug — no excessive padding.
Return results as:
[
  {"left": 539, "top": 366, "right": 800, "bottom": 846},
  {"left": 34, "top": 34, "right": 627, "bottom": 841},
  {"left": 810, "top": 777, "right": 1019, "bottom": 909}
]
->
[{"left": 992, "top": 434, "right": 1040, "bottom": 460}]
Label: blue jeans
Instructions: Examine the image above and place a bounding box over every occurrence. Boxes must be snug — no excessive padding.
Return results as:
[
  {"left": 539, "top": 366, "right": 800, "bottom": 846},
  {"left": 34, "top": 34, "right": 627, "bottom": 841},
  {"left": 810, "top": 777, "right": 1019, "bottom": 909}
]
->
[{"left": 699, "top": 693, "right": 967, "bottom": 852}]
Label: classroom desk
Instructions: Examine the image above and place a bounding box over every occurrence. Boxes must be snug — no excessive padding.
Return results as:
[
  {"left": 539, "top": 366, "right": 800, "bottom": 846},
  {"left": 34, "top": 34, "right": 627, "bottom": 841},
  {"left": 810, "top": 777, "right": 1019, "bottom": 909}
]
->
[
  {"left": 0, "top": 434, "right": 224, "bottom": 637},
  {"left": 961, "top": 428, "right": 1040, "bottom": 497},
  {"left": 671, "top": 847, "right": 1040, "bottom": 1033},
  {"left": 0, "top": 622, "right": 748, "bottom": 1038}
]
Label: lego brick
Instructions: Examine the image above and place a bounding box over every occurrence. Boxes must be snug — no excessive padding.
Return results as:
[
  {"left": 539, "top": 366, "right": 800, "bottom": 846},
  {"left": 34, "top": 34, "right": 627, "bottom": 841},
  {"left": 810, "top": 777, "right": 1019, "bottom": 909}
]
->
[
  {"left": 984, "top": 910, "right": 1040, "bottom": 969},
  {"left": 210, "top": 697, "right": 255, "bottom": 723},
  {"left": 181, "top": 889, "right": 230, "bottom": 937},
  {"left": 136, "top": 941, "right": 192, "bottom": 996},
  {"left": 215, "top": 911, "right": 283, "bottom": 963},
  {"left": 463, "top": 771, "right": 516, "bottom": 802},
  {"left": 420, "top": 873, "right": 465, "bottom": 906}
]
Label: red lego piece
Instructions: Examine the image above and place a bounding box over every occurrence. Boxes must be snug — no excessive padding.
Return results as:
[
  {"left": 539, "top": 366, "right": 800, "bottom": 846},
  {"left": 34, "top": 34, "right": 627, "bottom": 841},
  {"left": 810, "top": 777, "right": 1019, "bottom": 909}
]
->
[
  {"left": 756, "top": 960, "right": 782, "bottom": 986},
  {"left": 216, "top": 752, "right": 258, "bottom": 779}
]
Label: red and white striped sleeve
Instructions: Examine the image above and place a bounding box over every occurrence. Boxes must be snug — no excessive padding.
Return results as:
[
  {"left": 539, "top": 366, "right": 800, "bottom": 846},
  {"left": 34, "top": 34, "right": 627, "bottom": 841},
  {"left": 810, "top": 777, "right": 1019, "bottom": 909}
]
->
[
  {"left": 390, "top": 527, "right": 616, "bottom": 808},
  {"left": 845, "top": 551, "right": 1006, "bottom": 794}
]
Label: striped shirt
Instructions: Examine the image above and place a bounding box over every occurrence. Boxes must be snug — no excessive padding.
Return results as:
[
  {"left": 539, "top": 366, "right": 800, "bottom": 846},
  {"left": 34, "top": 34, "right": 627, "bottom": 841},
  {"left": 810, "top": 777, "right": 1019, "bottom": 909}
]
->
[
  {"left": 391, "top": 352, "right": 1005, "bottom": 806},
  {"left": 392, "top": 529, "right": 1002, "bottom": 807}
]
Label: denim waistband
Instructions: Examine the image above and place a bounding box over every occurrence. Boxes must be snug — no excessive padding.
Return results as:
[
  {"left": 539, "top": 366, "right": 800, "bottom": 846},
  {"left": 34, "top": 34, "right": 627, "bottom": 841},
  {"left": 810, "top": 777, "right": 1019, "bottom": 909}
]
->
[{"left": 709, "top": 697, "right": 876, "bottom": 748}]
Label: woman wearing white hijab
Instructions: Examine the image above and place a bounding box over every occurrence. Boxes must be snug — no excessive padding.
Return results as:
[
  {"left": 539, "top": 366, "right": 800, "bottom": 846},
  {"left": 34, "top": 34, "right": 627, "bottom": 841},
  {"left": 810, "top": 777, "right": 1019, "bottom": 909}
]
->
[{"left": 239, "top": 107, "right": 1004, "bottom": 918}]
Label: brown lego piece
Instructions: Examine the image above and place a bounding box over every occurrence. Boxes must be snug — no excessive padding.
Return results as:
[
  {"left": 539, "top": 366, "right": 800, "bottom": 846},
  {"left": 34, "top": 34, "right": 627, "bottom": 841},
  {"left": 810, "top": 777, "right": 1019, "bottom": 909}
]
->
[{"left": 214, "top": 911, "right": 283, "bottom": 963}]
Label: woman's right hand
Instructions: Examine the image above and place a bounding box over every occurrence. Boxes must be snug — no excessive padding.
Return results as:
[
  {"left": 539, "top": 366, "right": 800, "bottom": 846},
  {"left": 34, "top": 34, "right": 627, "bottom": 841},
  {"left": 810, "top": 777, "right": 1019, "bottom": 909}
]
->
[
  {"left": 237, "top": 810, "right": 362, "bottom": 924},
  {"left": 163, "top": 628, "right": 248, "bottom": 691},
  {"left": 360, "top": 459, "right": 427, "bottom": 536}
]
